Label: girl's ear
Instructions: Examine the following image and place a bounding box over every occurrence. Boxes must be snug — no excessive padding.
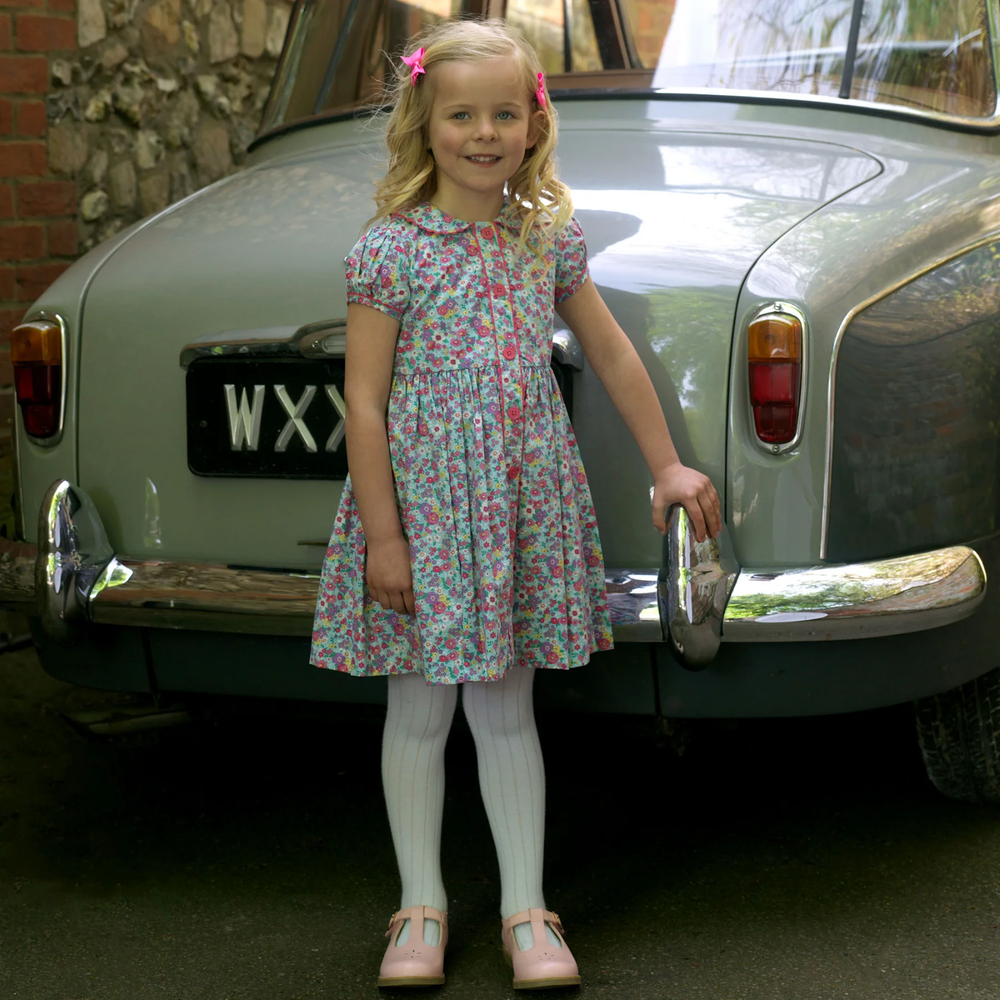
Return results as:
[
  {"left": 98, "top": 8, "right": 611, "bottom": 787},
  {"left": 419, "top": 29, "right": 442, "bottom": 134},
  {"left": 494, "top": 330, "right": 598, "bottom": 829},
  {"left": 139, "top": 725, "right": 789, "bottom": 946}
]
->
[{"left": 526, "top": 108, "right": 545, "bottom": 149}]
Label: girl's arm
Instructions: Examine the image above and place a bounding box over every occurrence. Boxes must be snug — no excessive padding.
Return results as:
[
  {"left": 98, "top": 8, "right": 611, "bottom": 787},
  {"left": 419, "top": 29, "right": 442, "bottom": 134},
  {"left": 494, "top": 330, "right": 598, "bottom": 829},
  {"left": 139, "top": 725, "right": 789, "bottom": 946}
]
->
[
  {"left": 555, "top": 277, "right": 722, "bottom": 542},
  {"left": 344, "top": 302, "right": 415, "bottom": 615}
]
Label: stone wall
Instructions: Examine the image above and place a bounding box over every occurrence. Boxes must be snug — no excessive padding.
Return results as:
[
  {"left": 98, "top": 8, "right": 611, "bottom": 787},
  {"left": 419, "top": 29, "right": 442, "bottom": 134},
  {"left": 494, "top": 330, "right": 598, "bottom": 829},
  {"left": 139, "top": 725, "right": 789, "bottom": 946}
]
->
[
  {"left": 0, "top": 0, "right": 290, "bottom": 539},
  {"left": 49, "top": 0, "right": 290, "bottom": 251}
]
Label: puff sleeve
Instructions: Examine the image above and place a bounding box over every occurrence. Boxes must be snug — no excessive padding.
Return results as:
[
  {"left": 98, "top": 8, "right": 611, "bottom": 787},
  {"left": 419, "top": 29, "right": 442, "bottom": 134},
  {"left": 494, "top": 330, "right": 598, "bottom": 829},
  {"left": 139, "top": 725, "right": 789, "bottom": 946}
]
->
[
  {"left": 344, "top": 223, "right": 411, "bottom": 321},
  {"left": 553, "top": 217, "right": 590, "bottom": 304}
]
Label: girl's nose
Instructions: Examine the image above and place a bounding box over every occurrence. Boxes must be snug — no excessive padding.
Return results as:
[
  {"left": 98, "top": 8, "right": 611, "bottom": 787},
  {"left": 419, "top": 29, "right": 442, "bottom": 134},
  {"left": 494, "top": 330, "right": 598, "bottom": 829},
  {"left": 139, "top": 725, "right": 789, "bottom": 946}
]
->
[{"left": 472, "top": 116, "right": 498, "bottom": 140}]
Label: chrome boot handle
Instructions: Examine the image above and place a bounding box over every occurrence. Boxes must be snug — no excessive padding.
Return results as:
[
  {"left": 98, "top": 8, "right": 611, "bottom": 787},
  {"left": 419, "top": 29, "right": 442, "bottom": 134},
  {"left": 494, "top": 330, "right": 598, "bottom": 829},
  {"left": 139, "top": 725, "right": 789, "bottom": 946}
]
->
[{"left": 660, "top": 504, "right": 735, "bottom": 670}]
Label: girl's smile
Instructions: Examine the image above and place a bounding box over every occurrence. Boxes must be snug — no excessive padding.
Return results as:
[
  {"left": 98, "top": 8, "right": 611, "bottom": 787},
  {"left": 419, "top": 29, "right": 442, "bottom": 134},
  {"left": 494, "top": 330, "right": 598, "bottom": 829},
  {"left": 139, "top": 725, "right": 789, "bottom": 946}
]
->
[{"left": 426, "top": 58, "right": 542, "bottom": 221}]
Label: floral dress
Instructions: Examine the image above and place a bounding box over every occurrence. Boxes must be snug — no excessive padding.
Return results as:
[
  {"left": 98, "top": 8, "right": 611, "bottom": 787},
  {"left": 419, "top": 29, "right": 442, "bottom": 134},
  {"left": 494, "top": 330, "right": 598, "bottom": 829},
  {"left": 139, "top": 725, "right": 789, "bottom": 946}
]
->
[{"left": 310, "top": 202, "right": 613, "bottom": 685}]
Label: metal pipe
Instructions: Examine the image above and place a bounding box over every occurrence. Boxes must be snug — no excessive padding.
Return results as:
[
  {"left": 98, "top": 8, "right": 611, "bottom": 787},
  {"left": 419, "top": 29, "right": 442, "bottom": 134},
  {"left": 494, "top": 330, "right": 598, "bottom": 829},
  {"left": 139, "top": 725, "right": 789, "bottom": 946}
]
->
[{"left": 839, "top": 0, "right": 865, "bottom": 100}]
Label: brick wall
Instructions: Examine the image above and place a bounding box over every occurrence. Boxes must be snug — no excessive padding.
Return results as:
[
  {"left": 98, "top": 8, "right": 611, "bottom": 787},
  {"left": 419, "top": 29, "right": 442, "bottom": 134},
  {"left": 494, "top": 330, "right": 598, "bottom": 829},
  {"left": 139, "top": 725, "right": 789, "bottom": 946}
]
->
[
  {"left": 1, "top": 0, "right": 80, "bottom": 338},
  {"left": 0, "top": 0, "right": 79, "bottom": 536}
]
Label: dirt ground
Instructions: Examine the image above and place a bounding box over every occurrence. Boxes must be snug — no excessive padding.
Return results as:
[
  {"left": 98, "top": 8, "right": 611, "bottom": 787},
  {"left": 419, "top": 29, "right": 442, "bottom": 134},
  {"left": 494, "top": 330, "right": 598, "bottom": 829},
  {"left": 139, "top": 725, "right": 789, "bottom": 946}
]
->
[{"left": 0, "top": 643, "right": 998, "bottom": 999}]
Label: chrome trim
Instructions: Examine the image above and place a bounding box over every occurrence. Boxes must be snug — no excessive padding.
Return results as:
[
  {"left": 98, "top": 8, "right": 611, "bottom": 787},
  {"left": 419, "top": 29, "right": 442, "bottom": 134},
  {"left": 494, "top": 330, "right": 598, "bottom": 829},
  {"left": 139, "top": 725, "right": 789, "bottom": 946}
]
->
[
  {"left": 724, "top": 545, "right": 985, "bottom": 641},
  {"left": 552, "top": 327, "right": 584, "bottom": 370},
  {"left": 179, "top": 319, "right": 348, "bottom": 369},
  {"left": 661, "top": 505, "right": 737, "bottom": 669},
  {"left": 16, "top": 311, "right": 68, "bottom": 449},
  {"left": 820, "top": 229, "right": 1000, "bottom": 559},
  {"left": 744, "top": 301, "right": 807, "bottom": 456},
  {"left": 180, "top": 326, "right": 300, "bottom": 367},
  {"left": 298, "top": 320, "right": 346, "bottom": 359},
  {"left": 36, "top": 480, "right": 131, "bottom": 644},
  {"left": 184, "top": 321, "right": 582, "bottom": 368},
  {"left": 90, "top": 556, "right": 134, "bottom": 602},
  {"left": 11, "top": 407, "right": 23, "bottom": 541},
  {"left": 1, "top": 483, "right": 985, "bottom": 646},
  {"left": 604, "top": 569, "right": 661, "bottom": 641},
  {"left": 642, "top": 85, "right": 1000, "bottom": 133}
]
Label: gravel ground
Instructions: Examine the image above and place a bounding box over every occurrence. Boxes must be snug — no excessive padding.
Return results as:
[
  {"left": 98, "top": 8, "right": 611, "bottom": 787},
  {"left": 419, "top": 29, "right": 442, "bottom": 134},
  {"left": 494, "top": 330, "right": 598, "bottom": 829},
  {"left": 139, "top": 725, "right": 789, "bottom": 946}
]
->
[{"left": 0, "top": 644, "right": 998, "bottom": 999}]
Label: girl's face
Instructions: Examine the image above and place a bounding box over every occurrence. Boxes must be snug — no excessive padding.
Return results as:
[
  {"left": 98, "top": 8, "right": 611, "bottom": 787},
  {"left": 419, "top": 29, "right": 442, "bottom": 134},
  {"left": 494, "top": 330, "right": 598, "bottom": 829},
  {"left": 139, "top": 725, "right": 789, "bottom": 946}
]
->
[{"left": 426, "top": 57, "right": 543, "bottom": 220}]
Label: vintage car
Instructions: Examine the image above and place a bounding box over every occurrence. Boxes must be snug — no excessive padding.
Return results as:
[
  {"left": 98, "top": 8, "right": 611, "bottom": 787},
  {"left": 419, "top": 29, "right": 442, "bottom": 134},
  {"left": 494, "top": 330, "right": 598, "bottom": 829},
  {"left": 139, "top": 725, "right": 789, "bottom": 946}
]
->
[{"left": 4, "top": 0, "right": 1000, "bottom": 801}]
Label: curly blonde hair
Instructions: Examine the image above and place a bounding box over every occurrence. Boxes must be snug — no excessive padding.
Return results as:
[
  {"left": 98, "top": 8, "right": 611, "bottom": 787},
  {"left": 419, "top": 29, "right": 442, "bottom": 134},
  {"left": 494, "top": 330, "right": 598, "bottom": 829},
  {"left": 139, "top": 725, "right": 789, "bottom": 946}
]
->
[{"left": 371, "top": 18, "right": 573, "bottom": 253}]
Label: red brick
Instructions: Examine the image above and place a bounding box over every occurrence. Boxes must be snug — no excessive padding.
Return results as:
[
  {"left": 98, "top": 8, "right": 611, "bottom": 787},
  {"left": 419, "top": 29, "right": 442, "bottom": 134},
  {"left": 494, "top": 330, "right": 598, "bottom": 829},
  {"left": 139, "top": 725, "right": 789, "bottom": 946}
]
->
[
  {"left": 48, "top": 0, "right": 74, "bottom": 12},
  {"left": 0, "top": 223, "right": 43, "bottom": 261},
  {"left": 0, "top": 14, "right": 11, "bottom": 50},
  {"left": 47, "top": 218, "right": 77, "bottom": 256},
  {"left": 18, "top": 180, "right": 73, "bottom": 217},
  {"left": 16, "top": 261, "right": 68, "bottom": 301},
  {"left": 15, "top": 99, "right": 44, "bottom": 137},
  {"left": 0, "top": 54, "right": 47, "bottom": 93},
  {"left": 0, "top": 98, "right": 11, "bottom": 136},
  {"left": 0, "top": 184, "right": 12, "bottom": 219},
  {"left": 0, "top": 141, "right": 45, "bottom": 177},
  {"left": 0, "top": 266, "right": 12, "bottom": 301},
  {"left": 0, "top": 314, "right": 23, "bottom": 348},
  {"left": 15, "top": 13, "right": 74, "bottom": 51}
]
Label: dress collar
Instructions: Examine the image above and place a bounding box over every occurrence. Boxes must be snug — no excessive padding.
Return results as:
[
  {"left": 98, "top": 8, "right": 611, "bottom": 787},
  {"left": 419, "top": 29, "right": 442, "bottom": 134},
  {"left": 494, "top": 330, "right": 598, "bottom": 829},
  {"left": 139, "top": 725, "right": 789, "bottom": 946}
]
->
[{"left": 397, "top": 201, "right": 523, "bottom": 235}]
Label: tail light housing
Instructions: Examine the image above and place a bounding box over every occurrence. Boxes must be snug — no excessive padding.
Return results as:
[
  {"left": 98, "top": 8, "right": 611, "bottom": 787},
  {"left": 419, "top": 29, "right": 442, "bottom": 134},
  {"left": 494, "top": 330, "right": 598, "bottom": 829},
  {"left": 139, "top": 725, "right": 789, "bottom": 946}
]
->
[
  {"left": 11, "top": 318, "right": 65, "bottom": 442},
  {"left": 747, "top": 306, "right": 804, "bottom": 449}
]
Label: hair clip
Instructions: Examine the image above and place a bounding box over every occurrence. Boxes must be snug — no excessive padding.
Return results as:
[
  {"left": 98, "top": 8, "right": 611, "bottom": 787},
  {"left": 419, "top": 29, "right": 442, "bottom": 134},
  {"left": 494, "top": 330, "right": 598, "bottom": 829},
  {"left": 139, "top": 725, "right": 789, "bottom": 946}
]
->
[
  {"left": 401, "top": 47, "right": 426, "bottom": 86},
  {"left": 535, "top": 72, "right": 546, "bottom": 107}
]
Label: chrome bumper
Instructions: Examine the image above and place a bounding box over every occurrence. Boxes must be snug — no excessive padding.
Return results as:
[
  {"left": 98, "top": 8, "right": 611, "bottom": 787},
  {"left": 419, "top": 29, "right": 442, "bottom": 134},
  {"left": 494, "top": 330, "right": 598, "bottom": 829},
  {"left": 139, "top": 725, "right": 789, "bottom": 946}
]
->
[{"left": 1, "top": 482, "right": 987, "bottom": 669}]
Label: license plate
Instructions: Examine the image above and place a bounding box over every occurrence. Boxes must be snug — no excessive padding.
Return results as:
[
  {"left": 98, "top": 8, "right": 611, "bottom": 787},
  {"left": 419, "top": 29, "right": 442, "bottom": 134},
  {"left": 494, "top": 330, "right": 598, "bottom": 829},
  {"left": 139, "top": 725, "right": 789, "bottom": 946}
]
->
[{"left": 186, "top": 357, "right": 349, "bottom": 479}]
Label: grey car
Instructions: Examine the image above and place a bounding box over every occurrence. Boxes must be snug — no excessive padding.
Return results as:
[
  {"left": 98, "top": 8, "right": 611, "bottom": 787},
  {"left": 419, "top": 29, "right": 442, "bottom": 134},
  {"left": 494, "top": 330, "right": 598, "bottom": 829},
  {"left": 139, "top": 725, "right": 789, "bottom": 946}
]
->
[{"left": 4, "top": 0, "right": 1000, "bottom": 804}]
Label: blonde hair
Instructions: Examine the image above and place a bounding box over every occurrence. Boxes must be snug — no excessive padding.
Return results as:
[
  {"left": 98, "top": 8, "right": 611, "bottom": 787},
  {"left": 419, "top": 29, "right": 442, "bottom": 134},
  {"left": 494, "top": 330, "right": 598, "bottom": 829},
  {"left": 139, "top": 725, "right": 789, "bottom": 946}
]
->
[{"left": 372, "top": 19, "right": 573, "bottom": 252}]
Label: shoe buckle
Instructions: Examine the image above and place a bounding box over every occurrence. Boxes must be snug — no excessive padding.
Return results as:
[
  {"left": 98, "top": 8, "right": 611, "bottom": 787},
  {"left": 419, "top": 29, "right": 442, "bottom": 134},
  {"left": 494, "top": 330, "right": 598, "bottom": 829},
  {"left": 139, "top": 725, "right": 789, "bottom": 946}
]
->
[{"left": 385, "top": 911, "right": 399, "bottom": 937}]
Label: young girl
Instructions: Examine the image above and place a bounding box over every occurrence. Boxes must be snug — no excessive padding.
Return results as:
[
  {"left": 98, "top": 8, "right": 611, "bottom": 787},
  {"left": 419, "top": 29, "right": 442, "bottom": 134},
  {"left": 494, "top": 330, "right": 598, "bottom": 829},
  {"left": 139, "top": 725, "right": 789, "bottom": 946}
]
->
[{"left": 310, "top": 18, "right": 721, "bottom": 990}]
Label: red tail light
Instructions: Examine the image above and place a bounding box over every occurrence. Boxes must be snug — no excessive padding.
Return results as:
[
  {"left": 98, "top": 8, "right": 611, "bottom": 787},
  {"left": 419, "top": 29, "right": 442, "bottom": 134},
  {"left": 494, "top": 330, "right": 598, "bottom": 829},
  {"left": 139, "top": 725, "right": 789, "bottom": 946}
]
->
[
  {"left": 11, "top": 320, "right": 63, "bottom": 439},
  {"left": 748, "top": 311, "right": 802, "bottom": 446}
]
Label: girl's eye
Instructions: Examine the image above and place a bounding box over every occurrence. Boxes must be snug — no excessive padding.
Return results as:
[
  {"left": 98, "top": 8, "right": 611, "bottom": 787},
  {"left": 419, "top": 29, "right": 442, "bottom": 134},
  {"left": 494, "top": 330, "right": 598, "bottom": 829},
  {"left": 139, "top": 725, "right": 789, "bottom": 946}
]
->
[
  {"left": 452, "top": 111, "right": 470, "bottom": 120},
  {"left": 497, "top": 111, "right": 514, "bottom": 120}
]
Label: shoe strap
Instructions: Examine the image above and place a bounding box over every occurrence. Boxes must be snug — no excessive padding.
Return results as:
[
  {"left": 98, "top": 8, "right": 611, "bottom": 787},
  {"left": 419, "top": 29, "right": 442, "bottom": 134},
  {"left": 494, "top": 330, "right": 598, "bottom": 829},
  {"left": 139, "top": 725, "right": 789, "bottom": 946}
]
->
[
  {"left": 385, "top": 905, "right": 448, "bottom": 939},
  {"left": 502, "top": 907, "right": 566, "bottom": 938}
]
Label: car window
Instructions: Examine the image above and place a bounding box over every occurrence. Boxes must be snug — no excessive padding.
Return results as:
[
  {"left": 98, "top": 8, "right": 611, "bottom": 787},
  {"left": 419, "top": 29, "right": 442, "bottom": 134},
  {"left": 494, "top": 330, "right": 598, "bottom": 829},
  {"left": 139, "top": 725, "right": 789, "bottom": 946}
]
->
[
  {"left": 651, "top": 0, "right": 996, "bottom": 118},
  {"left": 505, "top": 0, "right": 603, "bottom": 74},
  {"left": 258, "top": 0, "right": 998, "bottom": 137}
]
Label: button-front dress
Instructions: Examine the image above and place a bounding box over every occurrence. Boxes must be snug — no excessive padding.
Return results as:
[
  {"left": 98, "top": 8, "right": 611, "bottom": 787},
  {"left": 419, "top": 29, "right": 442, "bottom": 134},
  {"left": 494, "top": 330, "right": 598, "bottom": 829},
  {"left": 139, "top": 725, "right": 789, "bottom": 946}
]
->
[{"left": 310, "top": 202, "right": 613, "bottom": 685}]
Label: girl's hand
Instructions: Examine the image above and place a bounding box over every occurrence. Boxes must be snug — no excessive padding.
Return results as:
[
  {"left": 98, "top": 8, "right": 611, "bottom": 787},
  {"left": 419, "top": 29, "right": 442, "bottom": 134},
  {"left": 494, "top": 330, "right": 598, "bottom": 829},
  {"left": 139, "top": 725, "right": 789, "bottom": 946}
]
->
[
  {"left": 366, "top": 536, "right": 416, "bottom": 615},
  {"left": 652, "top": 463, "right": 722, "bottom": 542}
]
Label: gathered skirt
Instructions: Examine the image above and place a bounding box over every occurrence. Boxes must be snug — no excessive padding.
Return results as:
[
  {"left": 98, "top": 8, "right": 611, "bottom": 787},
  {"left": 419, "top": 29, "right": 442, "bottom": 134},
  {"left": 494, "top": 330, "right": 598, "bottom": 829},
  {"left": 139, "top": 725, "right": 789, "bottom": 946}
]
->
[{"left": 309, "top": 363, "right": 613, "bottom": 685}]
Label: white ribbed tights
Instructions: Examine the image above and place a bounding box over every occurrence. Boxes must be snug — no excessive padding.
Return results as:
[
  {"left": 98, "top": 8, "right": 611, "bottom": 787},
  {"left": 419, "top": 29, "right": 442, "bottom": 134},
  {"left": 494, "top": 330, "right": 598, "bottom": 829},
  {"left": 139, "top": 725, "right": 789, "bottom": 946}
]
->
[{"left": 381, "top": 666, "right": 558, "bottom": 950}]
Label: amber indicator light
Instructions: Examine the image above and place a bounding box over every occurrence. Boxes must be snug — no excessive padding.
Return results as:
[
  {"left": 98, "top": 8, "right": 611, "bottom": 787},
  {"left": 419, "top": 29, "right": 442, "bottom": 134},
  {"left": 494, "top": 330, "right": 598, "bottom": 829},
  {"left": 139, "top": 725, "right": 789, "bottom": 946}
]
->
[
  {"left": 747, "top": 313, "right": 802, "bottom": 445},
  {"left": 11, "top": 321, "right": 62, "bottom": 438},
  {"left": 748, "top": 315, "right": 801, "bottom": 361}
]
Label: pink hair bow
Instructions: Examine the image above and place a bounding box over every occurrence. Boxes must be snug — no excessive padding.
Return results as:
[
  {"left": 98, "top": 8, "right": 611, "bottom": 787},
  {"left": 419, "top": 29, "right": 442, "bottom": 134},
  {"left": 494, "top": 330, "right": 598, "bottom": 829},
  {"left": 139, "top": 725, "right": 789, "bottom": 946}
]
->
[
  {"left": 535, "top": 72, "right": 546, "bottom": 107},
  {"left": 401, "top": 47, "right": 426, "bottom": 86}
]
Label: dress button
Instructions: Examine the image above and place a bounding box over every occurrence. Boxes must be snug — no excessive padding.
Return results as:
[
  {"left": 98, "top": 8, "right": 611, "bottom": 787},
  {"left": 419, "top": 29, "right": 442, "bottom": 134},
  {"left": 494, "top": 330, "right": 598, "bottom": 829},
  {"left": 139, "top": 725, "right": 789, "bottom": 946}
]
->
[
  {"left": 492, "top": 284, "right": 506, "bottom": 296},
  {"left": 507, "top": 406, "right": 522, "bottom": 421},
  {"left": 481, "top": 227, "right": 495, "bottom": 239},
  {"left": 507, "top": 465, "right": 520, "bottom": 481},
  {"left": 502, "top": 346, "right": 517, "bottom": 361}
]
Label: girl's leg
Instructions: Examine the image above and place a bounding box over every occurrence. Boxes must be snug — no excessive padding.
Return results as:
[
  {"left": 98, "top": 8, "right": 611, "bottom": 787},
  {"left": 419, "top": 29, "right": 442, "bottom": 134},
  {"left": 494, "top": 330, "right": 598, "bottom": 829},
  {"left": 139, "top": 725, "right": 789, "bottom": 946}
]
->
[
  {"left": 382, "top": 672, "right": 458, "bottom": 945},
  {"left": 461, "top": 665, "right": 562, "bottom": 951}
]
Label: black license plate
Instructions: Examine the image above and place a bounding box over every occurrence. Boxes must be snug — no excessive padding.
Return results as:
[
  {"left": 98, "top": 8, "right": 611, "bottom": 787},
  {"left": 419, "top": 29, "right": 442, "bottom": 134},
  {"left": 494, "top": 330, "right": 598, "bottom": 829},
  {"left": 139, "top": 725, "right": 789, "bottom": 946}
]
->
[{"left": 187, "top": 357, "right": 349, "bottom": 480}]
